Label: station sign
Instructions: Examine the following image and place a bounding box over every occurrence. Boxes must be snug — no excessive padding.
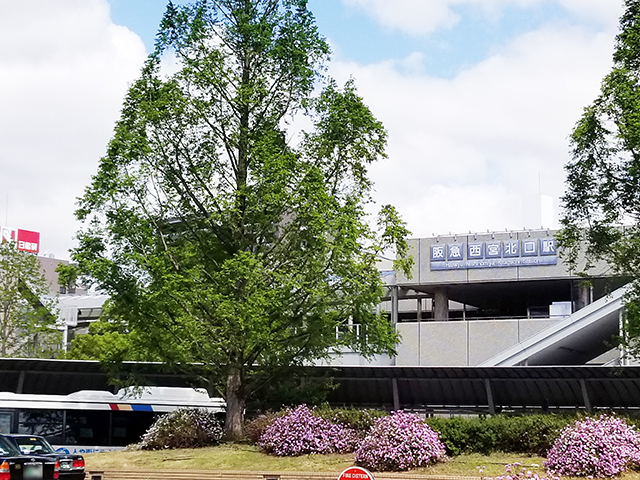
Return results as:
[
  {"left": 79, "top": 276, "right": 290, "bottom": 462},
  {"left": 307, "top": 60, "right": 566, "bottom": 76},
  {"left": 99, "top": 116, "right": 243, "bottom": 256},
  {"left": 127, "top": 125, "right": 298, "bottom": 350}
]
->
[
  {"left": 0, "top": 225, "right": 40, "bottom": 254},
  {"left": 430, "top": 237, "right": 557, "bottom": 270}
]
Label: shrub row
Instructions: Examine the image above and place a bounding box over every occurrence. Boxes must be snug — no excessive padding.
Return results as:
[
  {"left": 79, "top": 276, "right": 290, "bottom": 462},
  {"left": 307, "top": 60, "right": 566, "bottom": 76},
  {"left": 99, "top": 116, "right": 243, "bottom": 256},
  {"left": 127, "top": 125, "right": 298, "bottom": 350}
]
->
[
  {"left": 425, "top": 414, "right": 570, "bottom": 456},
  {"left": 246, "top": 409, "right": 572, "bottom": 457},
  {"left": 136, "top": 407, "right": 640, "bottom": 476}
]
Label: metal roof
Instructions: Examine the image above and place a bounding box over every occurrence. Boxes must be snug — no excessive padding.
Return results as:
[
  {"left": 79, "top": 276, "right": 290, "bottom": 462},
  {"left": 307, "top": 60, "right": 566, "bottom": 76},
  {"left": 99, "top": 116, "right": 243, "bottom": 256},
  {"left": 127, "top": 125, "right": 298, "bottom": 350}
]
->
[
  {"left": 0, "top": 358, "right": 194, "bottom": 395},
  {"left": 316, "top": 365, "right": 640, "bottom": 413},
  {"left": 2, "top": 359, "right": 640, "bottom": 413}
]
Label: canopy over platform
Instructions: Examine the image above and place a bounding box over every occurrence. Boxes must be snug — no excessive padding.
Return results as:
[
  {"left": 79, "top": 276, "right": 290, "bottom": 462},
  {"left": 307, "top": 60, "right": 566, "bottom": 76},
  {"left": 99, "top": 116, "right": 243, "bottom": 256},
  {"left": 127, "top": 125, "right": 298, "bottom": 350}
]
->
[{"left": 1, "top": 359, "right": 639, "bottom": 414}]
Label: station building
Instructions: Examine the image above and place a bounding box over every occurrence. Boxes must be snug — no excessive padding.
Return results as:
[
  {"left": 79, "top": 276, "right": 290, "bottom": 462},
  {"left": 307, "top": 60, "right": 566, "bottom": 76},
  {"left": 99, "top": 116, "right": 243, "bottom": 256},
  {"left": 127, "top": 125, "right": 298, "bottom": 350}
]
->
[{"left": 333, "top": 228, "right": 628, "bottom": 368}]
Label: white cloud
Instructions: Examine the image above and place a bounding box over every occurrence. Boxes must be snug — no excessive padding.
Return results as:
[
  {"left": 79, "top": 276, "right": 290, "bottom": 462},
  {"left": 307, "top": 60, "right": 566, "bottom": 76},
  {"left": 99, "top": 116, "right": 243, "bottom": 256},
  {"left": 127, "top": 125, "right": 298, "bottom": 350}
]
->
[
  {"left": 0, "top": 0, "right": 626, "bottom": 258},
  {"left": 0, "top": 0, "right": 147, "bottom": 258},
  {"left": 341, "top": 0, "right": 621, "bottom": 35},
  {"left": 328, "top": 19, "right": 620, "bottom": 236}
]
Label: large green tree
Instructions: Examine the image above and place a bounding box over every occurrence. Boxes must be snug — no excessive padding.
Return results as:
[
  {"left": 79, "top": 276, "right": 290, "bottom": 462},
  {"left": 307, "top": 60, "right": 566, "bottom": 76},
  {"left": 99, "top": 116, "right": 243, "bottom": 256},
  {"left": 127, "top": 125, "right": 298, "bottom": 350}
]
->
[
  {"left": 73, "top": 0, "right": 411, "bottom": 438},
  {"left": 0, "top": 241, "right": 60, "bottom": 357},
  {"left": 560, "top": 0, "right": 640, "bottom": 357}
]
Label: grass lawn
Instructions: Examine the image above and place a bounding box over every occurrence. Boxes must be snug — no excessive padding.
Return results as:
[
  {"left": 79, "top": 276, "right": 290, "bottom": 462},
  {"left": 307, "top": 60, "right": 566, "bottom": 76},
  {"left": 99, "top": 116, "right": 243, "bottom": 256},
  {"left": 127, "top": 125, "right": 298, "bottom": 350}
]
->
[
  {"left": 84, "top": 444, "right": 640, "bottom": 479},
  {"left": 85, "top": 444, "right": 548, "bottom": 476}
]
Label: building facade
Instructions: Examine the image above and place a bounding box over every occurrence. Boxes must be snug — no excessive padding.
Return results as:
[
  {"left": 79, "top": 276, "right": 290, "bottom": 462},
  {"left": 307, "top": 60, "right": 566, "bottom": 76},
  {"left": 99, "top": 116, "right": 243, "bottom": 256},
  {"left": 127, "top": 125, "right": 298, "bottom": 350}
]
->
[{"left": 331, "top": 229, "right": 627, "bottom": 368}]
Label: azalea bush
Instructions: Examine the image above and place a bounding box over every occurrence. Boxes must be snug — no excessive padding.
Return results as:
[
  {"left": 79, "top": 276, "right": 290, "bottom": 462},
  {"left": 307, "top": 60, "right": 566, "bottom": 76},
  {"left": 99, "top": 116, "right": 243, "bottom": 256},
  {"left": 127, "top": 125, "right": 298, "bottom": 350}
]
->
[
  {"left": 355, "top": 411, "right": 446, "bottom": 471},
  {"left": 136, "top": 408, "right": 223, "bottom": 450},
  {"left": 258, "top": 405, "right": 359, "bottom": 456},
  {"left": 545, "top": 415, "right": 640, "bottom": 477}
]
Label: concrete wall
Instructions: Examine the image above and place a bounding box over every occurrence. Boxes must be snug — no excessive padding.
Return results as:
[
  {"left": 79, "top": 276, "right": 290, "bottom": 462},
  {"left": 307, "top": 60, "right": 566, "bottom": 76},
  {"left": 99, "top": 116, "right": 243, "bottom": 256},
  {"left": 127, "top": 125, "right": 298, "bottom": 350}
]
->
[
  {"left": 396, "top": 318, "right": 560, "bottom": 366},
  {"left": 320, "top": 351, "right": 394, "bottom": 367}
]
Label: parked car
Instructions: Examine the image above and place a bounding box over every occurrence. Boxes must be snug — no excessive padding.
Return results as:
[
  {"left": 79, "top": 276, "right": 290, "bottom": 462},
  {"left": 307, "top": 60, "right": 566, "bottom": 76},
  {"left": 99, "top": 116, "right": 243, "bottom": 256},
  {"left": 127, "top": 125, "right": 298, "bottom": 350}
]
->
[
  {"left": 5, "top": 435, "right": 80, "bottom": 480},
  {"left": 0, "top": 434, "right": 59, "bottom": 479}
]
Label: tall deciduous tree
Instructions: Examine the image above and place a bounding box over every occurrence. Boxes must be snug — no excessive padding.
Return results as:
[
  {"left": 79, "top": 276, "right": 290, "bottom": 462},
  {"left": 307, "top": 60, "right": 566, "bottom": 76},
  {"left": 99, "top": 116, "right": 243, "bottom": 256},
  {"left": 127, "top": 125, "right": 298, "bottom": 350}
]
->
[
  {"left": 0, "top": 241, "right": 59, "bottom": 357},
  {"left": 73, "top": 0, "right": 411, "bottom": 439},
  {"left": 560, "top": 0, "right": 640, "bottom": 357}
]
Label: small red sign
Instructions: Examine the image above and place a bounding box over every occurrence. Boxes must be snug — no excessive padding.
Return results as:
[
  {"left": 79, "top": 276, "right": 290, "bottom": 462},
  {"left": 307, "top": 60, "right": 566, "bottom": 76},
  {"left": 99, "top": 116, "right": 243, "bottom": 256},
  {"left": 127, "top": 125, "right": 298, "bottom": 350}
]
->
[
  {"left": 16, "top": 229, "right": 40, "bottom": 254},
  {"left": 338, "top": 467, "right": 375, "bottom": 480}
]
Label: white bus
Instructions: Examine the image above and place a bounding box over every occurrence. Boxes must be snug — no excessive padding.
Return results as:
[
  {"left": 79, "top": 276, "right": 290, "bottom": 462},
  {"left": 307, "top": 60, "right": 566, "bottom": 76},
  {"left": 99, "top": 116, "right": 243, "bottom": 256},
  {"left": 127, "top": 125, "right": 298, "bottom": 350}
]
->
[{"left": 0, "top": 387, "right": 225, "bottom": 453}]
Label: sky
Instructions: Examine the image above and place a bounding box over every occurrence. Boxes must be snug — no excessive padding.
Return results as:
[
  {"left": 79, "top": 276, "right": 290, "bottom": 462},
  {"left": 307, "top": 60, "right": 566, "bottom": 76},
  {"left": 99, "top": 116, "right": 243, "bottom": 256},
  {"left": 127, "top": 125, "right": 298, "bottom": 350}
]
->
[{"left": 0, "top": 0, "right": 626, "bottom": 260}]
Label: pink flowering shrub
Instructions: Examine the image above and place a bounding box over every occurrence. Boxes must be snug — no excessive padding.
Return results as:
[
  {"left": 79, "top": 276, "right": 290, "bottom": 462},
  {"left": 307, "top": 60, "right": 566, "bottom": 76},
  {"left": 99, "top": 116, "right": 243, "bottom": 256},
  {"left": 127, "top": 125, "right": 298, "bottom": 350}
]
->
[
  {"left": 479, "top": 463, "right": 559, "bottom": 480},
  {"left": 545, "top": 415, "right": 640, "bottom": 477},
  {"left": 136, "top": 408, "right": 223, "bottom": 450},
  {"left": 355, "top": 411, "right": 446, "bottom": 471},
  {"left": 258, "top": 405, "right": 358, "bottom": 456}
]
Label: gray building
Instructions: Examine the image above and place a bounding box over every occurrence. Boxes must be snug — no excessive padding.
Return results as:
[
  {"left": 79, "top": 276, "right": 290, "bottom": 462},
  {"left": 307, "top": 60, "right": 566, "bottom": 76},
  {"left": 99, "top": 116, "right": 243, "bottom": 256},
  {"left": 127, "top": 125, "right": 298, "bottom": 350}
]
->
[{"left": 330, "top": 229, "right": 628, "bottom": 368}]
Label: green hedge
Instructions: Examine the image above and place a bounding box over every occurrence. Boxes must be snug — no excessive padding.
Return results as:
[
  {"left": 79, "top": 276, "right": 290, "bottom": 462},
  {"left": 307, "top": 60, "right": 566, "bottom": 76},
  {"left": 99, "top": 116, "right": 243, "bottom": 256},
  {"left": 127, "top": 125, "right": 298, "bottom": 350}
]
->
[
  {"left": 314, "top": 405, "right": 388, "bottom": 436},
  {"left": 425, "top": 415, "right": 572, "bottom": 456}
]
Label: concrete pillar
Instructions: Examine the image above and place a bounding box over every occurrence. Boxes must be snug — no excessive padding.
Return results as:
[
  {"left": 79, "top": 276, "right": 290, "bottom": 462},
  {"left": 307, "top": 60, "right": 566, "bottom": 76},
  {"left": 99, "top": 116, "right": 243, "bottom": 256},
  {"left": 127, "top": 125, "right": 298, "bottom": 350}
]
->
[
  {"left": 391, "top": 286, "right": 399, "bottom": 326},
  {"left": 575, "top": 283, "right": 592, "bottom": 311},
  {"left": 434, "top": 288, "right": 449, "bottom": 321}
]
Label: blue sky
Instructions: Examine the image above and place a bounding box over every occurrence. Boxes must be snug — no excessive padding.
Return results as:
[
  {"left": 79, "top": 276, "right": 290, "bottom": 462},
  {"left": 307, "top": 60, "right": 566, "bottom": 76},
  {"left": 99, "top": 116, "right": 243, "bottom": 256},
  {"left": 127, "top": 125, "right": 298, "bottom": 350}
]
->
[
  {"left": 0, "top": 0, "right": 626, "bottom": 258},
  {"left": 108, "top": 0, "right": 577, "bottom": 78}
]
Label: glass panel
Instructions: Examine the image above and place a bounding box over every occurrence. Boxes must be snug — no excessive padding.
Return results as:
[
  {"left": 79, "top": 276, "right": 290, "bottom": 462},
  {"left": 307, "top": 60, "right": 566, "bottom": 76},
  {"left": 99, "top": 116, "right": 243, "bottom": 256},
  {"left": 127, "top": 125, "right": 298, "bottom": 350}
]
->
[
  {"left": 64, "top": 410, "right": 110, "bottom": 446},
  {"left": 0, "top": 435, "right": 20, "bottom": 456},
  {"left": 11, "top": 436, "right": 55, "bottom": 454},
  {"left": 0, "top": 412, "right": 12, "bottom": 434},
  {"left": 18, "top": 409, "right": 64, "bottom": 444},
  {"left": 111, "top": 411, "right": 156, "bottom": 446}
]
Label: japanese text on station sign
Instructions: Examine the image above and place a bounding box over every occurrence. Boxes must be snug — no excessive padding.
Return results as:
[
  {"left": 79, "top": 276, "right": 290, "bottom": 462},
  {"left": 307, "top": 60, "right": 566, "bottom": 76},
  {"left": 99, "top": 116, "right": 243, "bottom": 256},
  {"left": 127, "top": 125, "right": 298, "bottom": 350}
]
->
[{"left": 430, "top": 238, "right": 557, "bottom": 270}]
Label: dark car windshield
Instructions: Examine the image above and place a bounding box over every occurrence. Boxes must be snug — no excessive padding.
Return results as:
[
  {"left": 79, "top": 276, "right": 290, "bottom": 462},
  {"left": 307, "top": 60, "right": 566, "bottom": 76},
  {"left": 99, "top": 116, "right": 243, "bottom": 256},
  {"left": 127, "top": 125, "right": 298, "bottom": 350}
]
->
[
  {"left": 10, "top": 436, "right": 55, "bottom": 455},
  {"left": 0, "top": 436, "right": 21, "bottom": 456}
]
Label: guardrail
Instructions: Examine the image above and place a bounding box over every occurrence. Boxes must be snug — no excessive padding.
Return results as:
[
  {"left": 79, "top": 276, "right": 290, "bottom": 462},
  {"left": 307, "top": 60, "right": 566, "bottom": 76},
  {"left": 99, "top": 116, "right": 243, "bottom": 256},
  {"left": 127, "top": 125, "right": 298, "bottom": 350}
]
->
[{"left": 86, "top": 470, "right": 480, "bottom": 480}]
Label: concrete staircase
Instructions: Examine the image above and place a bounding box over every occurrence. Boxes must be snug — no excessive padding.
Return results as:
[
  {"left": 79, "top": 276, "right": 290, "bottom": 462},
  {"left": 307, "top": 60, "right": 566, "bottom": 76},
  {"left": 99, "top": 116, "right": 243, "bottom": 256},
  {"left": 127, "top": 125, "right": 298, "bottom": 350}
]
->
[{"left": 480, "top": 285, "right": 627, "bottom": 366}]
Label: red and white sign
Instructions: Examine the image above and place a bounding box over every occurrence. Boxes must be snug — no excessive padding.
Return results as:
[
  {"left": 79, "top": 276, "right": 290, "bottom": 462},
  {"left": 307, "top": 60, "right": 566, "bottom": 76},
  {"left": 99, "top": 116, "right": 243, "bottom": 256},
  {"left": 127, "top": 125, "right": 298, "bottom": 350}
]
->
[
  {"left": 338, "top": 467, "right": 375, "bottom": 480},
  {"left": 0, "top": 226, "right": 40, "bottom": 254},
  {"left": 17, "top": 229, "right": 40, "bottom": 253}
]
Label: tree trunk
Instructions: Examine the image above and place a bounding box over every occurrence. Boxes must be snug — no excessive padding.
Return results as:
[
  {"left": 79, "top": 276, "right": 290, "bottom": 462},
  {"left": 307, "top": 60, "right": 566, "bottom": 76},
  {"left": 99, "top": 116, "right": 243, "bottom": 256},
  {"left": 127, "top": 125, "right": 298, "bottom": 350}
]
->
[{"left": 224, "top": 366, "right": 245, "bottom": 441}]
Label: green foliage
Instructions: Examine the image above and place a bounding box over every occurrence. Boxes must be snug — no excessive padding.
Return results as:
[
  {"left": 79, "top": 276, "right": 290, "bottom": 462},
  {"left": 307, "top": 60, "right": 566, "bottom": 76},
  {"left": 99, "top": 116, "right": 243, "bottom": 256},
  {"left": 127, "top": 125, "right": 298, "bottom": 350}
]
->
[
  {"left": 71, "top": 0, "right": 411, "bottom": 439},
  {"left": 64, "top": 318, "right": 148, "bottom": 362},
  {"left": 245, "top": 368, "right": 337, "bottom": 414},
  {"left": 244, "top": 411, "right": 287, "bottom": 444},
  {"left": 0, "top": 241, "right": 60, "bottom": 357},
  {"left": 54, "top": 263, "right": 78, "bottom": 291},
  {"left": 314, "top": 405, "right": 388, "bottom": 436},
  {"left": 425, "top": 415, "right": 569, "bottom": 456},
  {"left": 559, "top": 0, "right": 640, "bottom": 357}
]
